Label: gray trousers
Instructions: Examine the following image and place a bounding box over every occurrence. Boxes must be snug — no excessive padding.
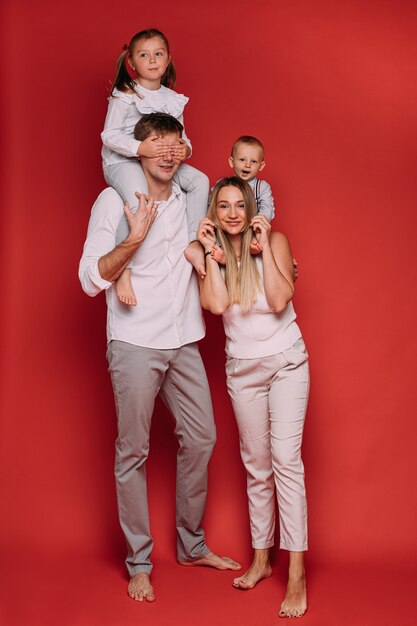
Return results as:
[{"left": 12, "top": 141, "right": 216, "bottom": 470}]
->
[
  {"left": 106, "top": 340, "right": 216, "bottom": 576},
  {"left": 104, "top": 161, "right": 210, "bottom": 245}
]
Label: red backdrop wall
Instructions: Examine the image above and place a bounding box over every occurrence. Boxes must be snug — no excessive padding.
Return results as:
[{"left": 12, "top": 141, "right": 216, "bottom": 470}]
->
[{"left": 1, "top": 1, "right": 417, "bottom": 624}]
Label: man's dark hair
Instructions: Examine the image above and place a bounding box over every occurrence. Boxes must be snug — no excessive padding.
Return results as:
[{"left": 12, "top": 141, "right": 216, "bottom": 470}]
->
[{"left": 134, "top": 112, "right": 184, "bottom": 141}]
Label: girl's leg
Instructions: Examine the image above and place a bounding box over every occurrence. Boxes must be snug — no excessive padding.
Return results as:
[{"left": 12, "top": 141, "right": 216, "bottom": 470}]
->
[
  {"left": 174, "top": 164, "right": 209, "bottom": 242},
  {"left": 104, "top": 162, "right": 149, "bottom": 306},
  {"left": 226, "top": 358, "right": 276, "bottom": 589},
  {"left": 268, "top": 339, "right": 309, "bottom": 617},
  {"left": 175, "top": 164, "right": 210, "bottom": 275}
]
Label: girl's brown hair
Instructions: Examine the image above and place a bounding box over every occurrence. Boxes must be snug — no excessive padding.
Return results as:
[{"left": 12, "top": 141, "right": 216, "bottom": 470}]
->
[
  {"left": 110, "top": 29, "right": 176, "bottom": 97},
  {"left": 207, "top": 177, "right": 261, "bottom": 313}
]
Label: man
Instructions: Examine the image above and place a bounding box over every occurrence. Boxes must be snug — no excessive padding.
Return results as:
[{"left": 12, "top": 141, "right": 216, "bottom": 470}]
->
[{"left": 79, "top": 112, "right": 240, "bottom": 602}]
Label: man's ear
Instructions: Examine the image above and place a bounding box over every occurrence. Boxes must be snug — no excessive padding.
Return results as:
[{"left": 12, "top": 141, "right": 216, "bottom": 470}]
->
[
  {"left": 259, "top": 161, "right": 266, "bottom": 172},
  {"left": 228, "top": 156, "right": 234, "bottom": 169}
]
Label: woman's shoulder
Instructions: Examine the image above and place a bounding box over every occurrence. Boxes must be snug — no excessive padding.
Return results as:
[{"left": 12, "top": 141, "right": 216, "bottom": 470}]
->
[{"left": 270, "top": 231, "right": 290, "bottom": 248}]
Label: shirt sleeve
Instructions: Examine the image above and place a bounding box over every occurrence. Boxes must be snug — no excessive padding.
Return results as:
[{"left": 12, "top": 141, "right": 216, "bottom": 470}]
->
[
  {"left": 78, "top": 189, "right": 124, "bottom": 297},
  {"left": 258, "top": 180, "right": 275, "bottom": 221},
  {"left": 101, "top": 96, "right": 141, "bottom": 158},
  {"left": 178, "top": 113, "right": 192, "bottom": 156}
]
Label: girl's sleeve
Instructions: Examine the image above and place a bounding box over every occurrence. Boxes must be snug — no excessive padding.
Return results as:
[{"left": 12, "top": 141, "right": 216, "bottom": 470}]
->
[
  {"left": 178, "top": 113, "right": 192, "bottom": 156},
  {"left": 101, "top": 97, "right": 141, "bottom": 158}
]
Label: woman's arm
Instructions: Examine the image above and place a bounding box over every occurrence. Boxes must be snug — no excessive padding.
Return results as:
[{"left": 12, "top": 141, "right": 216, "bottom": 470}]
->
[
  {"left": 197, "top": 219, "right": 230, "bottom": 315},
  {"left": 251, "top": 215, "right": 294, "bottom": 313}
]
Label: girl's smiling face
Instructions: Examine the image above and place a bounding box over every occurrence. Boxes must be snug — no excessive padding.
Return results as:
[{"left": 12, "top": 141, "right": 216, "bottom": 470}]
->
[
  {"left": 216, "top": 186, "right": 248, "bottom": 235},
  {"left": 129, "top": 36, "right": 171, "bottom": 85}
]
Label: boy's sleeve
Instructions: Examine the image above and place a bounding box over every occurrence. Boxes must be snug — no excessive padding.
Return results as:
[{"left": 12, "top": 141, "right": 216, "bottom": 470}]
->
[{"left": 257, "top": 180, "right": 275, "bottom": 221}]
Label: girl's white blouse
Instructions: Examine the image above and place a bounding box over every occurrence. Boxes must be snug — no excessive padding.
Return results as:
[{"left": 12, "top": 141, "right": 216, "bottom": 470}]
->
[{"left": 101, "top": 84, "right": 191, "bottom": 167}]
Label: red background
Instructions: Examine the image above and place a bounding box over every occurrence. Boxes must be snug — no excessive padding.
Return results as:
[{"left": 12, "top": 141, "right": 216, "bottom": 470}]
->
[{"left": 1, "top": 1, "right": 417, "bottom": 625}]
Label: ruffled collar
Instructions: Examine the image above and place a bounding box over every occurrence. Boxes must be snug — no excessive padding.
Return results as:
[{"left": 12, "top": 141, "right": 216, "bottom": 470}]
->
[{"left": 132, "top": 84, "right": 189, "bottom": 117}]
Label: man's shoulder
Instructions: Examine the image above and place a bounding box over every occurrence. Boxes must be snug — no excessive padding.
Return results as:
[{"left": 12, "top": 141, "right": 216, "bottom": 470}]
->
[
  {"left": 89, "top": 187, "right": 125, "bottom": 222},
  {"left": 92, "top": 187, "right": 124, "bottom": 209}
]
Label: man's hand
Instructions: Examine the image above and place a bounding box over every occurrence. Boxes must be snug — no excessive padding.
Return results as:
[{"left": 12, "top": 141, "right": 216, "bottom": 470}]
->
[
  {"left": 98, "top": 194, "right": 157, "bottom": 283},
  {"left": 124, "top": 193, "right": 158, "bottom": 244}
]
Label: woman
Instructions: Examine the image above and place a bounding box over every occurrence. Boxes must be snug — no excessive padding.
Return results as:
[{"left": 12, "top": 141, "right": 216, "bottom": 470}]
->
[{"left": 198, "top": 177, "right": 309, "bottom": 618}]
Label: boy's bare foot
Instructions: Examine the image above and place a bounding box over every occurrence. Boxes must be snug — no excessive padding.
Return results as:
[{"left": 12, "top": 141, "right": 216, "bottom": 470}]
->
[
  {"left": 184, "top": 241, "right": 206, "bottom": 278},
  {"left": 210, "top": 244, "right": 226, "bottom": 265},
  {"left": 250, "top": 237, "right": 263, "bottom": 255},
  {"left": 178, "top": 551, "right": 241, "bottom": 570},
  {"left": 279, "top": 573, "right": 307, "bottom": 618},
  {"left": 127, "top": 572, "right": 155, "bottom": 602},
  {"left": 116, "top": 268, "right": 137, "bottom": 306}
]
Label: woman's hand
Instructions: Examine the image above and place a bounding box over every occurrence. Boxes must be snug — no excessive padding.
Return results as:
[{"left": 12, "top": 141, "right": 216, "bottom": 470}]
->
[
  {"left": 197, "top": 218, "right": 216, "bottom": 251},
  {"left": 250, "top": 215, "right": 271, "bottom": 251}
]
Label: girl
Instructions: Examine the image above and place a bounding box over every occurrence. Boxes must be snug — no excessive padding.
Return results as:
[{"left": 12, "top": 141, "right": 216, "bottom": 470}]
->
[
  {"left": 102, "top": 29, "right": 208, "bottom": 305},
  {"left": 197, "top": 177, "right": 309, "bottom": 619}
]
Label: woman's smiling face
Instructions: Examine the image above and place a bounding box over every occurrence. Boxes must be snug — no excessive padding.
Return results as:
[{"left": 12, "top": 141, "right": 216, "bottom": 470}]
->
[{"left": 216, "top": 185, "right": 248, "bottom": 235}]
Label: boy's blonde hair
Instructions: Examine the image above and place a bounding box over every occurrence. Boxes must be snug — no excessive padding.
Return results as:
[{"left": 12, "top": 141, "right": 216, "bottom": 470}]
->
[{"left": 208, "top": 177, "right": 261, "bottom": 313}]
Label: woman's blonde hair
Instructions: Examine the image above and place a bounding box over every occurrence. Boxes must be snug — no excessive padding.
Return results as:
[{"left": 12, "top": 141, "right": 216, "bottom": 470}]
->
[{"left": 207, "top": 177, "right": 261, "bottom": 313}]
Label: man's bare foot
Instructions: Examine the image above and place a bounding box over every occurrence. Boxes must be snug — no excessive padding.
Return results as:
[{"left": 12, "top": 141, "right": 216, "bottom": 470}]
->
[
  {"left": 116, "top": 269, "right": 137, "bottom": 306},
  {"left": 211, "top": 244, "right": 226, "bottom": 265},
  {"left": 127, "top": 572, "right": 155, "bottom": 602},
  {"left": 279, "top": 574, "right": 307, "bottom": 618},
  {"left": 233, "top": 548, "right": 272, "bottom": 590},
  {"left": 184, "top": 241, "right": 206, "bottom": 278},
  {"left": 178, "top": 551, "right": 241, "bottom": 571},
  {"left": 250, "top": 237, "right": 263, "bottom": 255}
]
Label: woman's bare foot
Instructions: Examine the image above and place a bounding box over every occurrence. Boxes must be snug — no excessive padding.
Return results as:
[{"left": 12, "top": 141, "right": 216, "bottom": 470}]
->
[
  {"left": 279, "top": 552, "right": 307, "bottom": 618},
  {"left": 184, "top": 241, "right": 206, "bottom": 278},
  {"left": 211, "top": 244, "right": 226, "bottom": 265},
  {"left": 127, "top": 572, "right": 155, "bottom": 602},
  {"left": 233, "top": 548, "right": 272, "bottom": 590},
  {"left": 116, "top": 268, "right": 137, "bottom": 306},
  {"left": 178, "top": 551, "right": 241, "bottom": 570}
]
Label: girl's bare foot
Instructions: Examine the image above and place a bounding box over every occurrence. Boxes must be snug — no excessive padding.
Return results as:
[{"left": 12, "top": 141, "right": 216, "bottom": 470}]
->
[
  {"left": 178, "top": 551, "right": 241, "bottom": 570},
  {"left": 211, "top": 244, "right": 226, "bottom": 265},
  {"left": 116, "top": 268, "right": 137, "bottom": 306},
  {"left": 279, "top": 552, "right": 307, "bottom": 618},
  {"left": 127, "top": 572, "right": 155, "bottom": 602},
  {"left": 184, "top": 241, "right": 206, "bottom": 278},
  {"left": 233, "top": 549, "right": 272, "bottom": 590}
]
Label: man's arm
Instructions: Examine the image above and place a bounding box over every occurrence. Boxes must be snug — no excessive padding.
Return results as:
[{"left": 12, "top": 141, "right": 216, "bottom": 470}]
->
[
  {"left": 79, "top": 190, "right": 157, "bottom": 297},
  {"left": 98, "top": 195, "right": 157, "bottom": 282}
]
